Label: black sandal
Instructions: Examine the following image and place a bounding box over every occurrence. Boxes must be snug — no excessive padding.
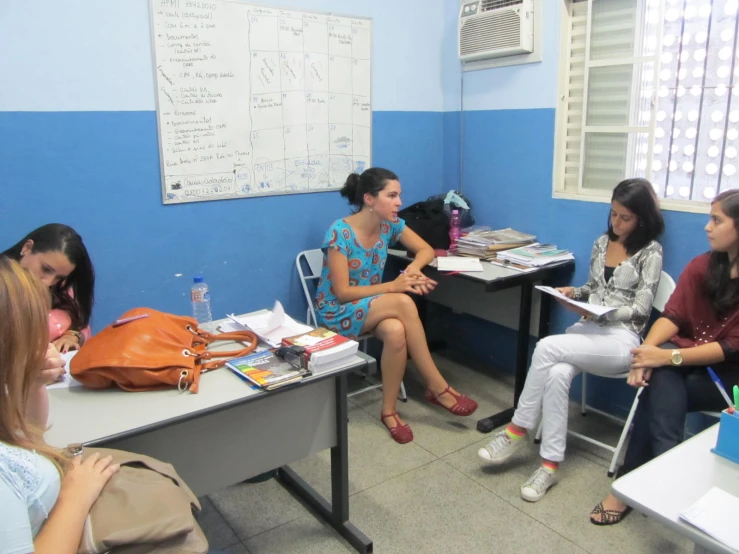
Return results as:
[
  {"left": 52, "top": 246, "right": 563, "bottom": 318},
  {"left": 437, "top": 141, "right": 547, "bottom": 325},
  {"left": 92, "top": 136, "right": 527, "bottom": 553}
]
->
[{"left": 589, "top": 502, "right": 632, "bottom": 526}]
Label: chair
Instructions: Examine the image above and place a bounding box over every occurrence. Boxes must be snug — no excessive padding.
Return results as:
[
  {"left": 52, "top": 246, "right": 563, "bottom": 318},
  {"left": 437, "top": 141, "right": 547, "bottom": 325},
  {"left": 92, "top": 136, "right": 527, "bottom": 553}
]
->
[
  {"left": 534, "top": 271, "right": 677, "bottom": 476},
  {"left": 295, "top": 249, "right": 407, "bottom": 401}
]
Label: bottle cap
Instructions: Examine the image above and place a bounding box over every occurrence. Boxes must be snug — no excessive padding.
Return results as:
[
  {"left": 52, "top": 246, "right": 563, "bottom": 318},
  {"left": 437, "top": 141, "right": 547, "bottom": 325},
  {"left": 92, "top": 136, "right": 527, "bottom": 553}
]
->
[{"left": 193, "top": 275, "right": 204, "bottom": 283}]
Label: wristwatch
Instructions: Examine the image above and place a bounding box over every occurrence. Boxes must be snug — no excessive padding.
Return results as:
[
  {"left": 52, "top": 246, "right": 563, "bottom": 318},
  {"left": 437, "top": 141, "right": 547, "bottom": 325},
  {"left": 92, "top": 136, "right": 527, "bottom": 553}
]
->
[{"left": 670, "top": 349, "right": 683, "bottom": 366}]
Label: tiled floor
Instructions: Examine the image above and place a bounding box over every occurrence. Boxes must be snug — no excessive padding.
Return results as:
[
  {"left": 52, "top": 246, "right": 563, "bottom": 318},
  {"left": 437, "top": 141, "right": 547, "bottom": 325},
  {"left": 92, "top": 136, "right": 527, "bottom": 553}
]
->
[{"left": 199, "top": 354, "right": 692, "bottom": 554}]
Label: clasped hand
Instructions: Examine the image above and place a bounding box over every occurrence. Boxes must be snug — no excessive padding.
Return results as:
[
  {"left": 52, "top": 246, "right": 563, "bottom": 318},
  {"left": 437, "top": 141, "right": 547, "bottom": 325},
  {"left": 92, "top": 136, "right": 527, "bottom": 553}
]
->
[
  {"left": 392, "top": 268, "right": 437, "bottom": 295},
  {"left": 627, "top": 345, "right": 669, "bottom": 388}
]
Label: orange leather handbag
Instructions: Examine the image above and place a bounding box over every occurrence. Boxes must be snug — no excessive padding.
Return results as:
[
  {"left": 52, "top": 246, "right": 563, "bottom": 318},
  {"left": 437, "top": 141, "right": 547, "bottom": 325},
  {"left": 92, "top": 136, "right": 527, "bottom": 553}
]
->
[{"left": 70, "top": 308, "right": 257, "bottom": 393}]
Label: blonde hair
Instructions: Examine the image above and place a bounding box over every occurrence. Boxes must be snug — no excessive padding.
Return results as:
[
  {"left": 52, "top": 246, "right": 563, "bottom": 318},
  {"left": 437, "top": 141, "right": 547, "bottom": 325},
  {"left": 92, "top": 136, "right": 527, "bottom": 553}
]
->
[{"left": 0, "top": 258, "right": 68, "bottom": 471}]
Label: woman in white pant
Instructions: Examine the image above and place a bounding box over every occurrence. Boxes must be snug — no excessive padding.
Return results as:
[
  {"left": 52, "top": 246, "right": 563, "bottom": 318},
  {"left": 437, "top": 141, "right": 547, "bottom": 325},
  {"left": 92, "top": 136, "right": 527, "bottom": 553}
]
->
[{"left": 478, "top": 178, "right": 664, "bottom": 502}]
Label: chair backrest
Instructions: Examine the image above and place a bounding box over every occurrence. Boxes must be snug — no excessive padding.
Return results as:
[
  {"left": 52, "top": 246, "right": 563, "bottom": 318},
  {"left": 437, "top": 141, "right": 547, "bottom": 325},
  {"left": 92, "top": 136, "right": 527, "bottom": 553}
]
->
[
  {"left": 652, "top": 271, "right": 676, "bottom": 312},
  {"left": 296, "top": 249, "right": 324, "bottom": 327}
]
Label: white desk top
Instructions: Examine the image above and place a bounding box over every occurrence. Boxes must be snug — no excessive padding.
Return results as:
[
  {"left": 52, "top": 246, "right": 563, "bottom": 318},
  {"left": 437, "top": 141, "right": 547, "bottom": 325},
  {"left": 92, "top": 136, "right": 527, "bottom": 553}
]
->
[
  {"left": 46, "top": 316, "right": 368, "bottom": 448},
  {"left": 387, "top": 248, "right": 527, "bottom": 282},
  {"left": 612, "top": 425, "right": 739, "bottom": 554}
]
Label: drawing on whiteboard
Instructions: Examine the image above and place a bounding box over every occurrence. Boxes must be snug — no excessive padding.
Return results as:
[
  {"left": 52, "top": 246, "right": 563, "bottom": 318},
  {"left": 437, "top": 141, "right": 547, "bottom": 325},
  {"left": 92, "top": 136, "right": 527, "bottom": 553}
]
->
[
  {"left": 151, "top": 2, "right": 371, "bottom": 204},
  {"left": 333, "top": 137, "right": 351, "bottom": 149}
]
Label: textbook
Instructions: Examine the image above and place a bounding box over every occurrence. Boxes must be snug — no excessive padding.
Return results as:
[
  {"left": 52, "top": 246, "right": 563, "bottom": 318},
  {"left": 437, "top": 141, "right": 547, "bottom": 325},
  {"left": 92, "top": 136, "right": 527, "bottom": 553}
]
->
[
  {"left": 225, "top": 351, "right": 308, "bottom": 390},
  {"left": 282, "top": 327, "right": 359, "bottom": 369}
]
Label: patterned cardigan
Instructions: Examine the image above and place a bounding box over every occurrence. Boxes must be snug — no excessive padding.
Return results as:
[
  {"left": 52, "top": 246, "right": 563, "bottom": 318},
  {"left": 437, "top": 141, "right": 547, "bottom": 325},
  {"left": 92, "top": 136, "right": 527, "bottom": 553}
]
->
[{"left": 573, "top": 234, "right": 664, "bottom": 337}]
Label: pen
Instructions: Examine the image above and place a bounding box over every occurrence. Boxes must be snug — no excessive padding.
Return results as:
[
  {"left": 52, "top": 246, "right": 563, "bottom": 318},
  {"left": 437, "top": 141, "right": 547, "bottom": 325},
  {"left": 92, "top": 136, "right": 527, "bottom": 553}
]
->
[
  {"left": 734, "top": 385, "right": 739, "bottom": 408},
  {"left": 113, "top": 313, "right": 150, "bottom": 327},
  {"left": 706, "top": 367, "right": 734, "bottom": 408}
]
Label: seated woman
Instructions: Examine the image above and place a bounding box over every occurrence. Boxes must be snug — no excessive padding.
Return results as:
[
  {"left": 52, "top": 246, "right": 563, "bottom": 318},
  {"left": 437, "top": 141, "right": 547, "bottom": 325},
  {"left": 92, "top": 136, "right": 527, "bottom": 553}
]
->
[
  {"left": 478, "top": 178, "right": 664, "bottom": 502},
  {"left": 592, "top": 189, "right": 739, "bottom": 525},
  {"left": 0, "top": 259, "right": 238, "bottom": 554},
  {"left": 0, "top": 257, "right": 120, "bottom": 554},
  {"left": 2, "top": 224, "right": 95, "bottom": 353},
  {"left": 315, "top": 167, "right": 478, "bottom": 444}
]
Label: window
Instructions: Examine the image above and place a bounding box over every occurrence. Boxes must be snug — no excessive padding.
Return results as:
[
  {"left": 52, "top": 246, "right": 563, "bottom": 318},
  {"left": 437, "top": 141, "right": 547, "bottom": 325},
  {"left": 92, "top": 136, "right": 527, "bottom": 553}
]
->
[{"left": 554, "top": 0, "right": 739, "bottom": 209}]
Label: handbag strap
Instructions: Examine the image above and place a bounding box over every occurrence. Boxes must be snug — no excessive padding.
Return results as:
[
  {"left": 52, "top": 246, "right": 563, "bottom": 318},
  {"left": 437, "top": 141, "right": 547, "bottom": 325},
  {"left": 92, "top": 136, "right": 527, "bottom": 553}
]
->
[{"left": 195, "top": 329, "right": 259, "bottom": 370}]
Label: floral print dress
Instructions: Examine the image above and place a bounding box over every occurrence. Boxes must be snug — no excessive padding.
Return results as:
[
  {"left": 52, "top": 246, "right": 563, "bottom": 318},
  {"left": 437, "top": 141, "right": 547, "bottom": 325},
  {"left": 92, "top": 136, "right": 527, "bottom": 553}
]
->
[{"left": 314, "top": 218, "right": 406, "bottom": 339}]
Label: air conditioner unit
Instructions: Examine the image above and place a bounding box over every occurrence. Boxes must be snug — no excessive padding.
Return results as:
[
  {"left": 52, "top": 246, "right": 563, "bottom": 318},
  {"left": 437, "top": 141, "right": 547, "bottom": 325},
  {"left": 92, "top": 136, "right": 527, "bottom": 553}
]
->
[{"left": 458, "top": 0, "right": 534, "bottom": 62}]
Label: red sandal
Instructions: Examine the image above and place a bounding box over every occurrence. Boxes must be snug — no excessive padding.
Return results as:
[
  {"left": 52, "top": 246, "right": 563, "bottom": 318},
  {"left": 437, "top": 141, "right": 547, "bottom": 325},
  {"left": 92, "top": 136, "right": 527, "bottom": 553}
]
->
[
  {"left": 425, "top": 386, "right": 478, "bottom": 416},
  {"left": 380, "top": 411, "right": 414, "bottom": 444}
]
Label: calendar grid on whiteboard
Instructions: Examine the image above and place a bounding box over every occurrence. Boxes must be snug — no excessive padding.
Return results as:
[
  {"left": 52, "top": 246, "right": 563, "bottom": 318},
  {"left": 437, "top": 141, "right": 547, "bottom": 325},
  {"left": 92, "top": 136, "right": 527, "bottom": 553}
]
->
[{"left": 149, "top": 0, "right": 371, "bottom": 204}]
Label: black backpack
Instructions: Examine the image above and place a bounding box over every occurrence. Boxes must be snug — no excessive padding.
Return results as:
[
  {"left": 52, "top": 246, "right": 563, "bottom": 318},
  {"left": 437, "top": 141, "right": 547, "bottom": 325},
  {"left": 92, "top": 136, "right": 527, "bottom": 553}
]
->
[{"left": 398, "top": 197, "right": 451, "bottom": 250}]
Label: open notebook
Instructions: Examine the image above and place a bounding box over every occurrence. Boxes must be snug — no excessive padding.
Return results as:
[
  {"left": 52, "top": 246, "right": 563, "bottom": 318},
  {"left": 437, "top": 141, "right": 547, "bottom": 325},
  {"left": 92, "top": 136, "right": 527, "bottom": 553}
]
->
[{"left": 679, "top": 487, "right": 739, "bottom": 551}]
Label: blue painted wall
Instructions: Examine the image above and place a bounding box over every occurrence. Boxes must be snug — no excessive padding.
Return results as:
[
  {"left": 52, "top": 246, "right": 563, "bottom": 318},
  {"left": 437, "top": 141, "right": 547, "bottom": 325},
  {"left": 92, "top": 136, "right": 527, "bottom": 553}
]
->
[
  {"left": 0, "top": 0, "right": 449, "bottom": 330},
  {"left": 0, "top": 111, "right": 443, "bottom": 329}
]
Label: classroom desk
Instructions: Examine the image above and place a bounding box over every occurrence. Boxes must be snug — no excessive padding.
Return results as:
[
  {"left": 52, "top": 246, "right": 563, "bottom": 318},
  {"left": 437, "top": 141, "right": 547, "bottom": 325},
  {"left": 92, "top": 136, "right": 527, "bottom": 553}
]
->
[
  {"left": 45, "top": 316, "right": 374, "bottom": 553},
  {"left": 612, "top": 425, "right": 739, "bottom": 554},
  {"left": 388, "top": 249, "right": 575, "bottom": 433}
]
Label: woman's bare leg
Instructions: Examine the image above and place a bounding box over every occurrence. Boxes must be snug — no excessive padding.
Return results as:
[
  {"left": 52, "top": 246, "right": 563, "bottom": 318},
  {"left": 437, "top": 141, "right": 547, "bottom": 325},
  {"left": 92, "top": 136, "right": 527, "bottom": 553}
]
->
[
  {"left": 371, "top": 318, "right": 408, "bottom": 426},
  {"left": 361, "top": 293, "right": 463, "bottom": 409}
]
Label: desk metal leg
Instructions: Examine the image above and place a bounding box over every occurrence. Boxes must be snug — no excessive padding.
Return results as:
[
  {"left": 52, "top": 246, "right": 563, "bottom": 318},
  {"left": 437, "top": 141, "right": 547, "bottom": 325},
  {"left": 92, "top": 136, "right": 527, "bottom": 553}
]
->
[
  {"left": 476, "top": 283, "right": 534, "bottom": 433},
  {"left": 279, "top": 374, "right": 373, "bottom": 553}
]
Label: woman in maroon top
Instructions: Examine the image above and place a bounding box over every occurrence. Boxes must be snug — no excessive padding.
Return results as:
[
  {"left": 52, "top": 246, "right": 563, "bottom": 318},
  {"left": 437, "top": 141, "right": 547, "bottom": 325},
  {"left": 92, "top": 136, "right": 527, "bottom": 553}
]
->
[{"left": 591, "top": 189, "right": 739, "bottom": 525}]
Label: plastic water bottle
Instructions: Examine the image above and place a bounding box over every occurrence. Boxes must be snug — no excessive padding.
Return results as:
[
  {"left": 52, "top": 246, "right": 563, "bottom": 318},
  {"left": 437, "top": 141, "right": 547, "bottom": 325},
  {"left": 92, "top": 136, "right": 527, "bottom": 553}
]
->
[
  {"left": 449, "top": 209, "right": 462, "bottom": 249},
  {"left": 191, "top": 275, "right": 212, "bottom": 323}
]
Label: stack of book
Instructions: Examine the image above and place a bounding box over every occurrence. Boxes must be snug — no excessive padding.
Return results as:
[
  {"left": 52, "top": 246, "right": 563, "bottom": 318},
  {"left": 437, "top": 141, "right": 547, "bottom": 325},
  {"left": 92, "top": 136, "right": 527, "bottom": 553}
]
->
[
  {"left": 226, "top": 351, "right": 309, "bottom": 390},
  {"left": 225, "top": 327, "right": 361, "bottom": 390},
  {"left": 496, "top": 243, "right": 574, "bottom": 269},
  {"left": 282, "top": 327, "right": 359, "bottom": 372},
  {"left": 454, "top": 228, "right": 536, "bottom": 260}
]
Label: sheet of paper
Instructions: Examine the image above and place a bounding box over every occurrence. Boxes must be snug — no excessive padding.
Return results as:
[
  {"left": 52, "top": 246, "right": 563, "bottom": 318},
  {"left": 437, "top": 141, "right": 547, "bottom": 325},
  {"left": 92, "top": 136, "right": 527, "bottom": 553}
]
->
[
  {"left": 217, "top": 323, "right": 268, "bottom": 352},
  {"left": 47, "top": 350, "right": 84, "bottom": 390},
  {"left": 535, "top": 286, "right": 616, "bottom": 317},
  {"left": 679, "top": 487, "right": 739, "bottom": 551},
  {"left": 436, "top": 256, "right": 484, "bottom": 272},
  {"left": 228, "top": 301, "right": 312, "bottom": 347}
]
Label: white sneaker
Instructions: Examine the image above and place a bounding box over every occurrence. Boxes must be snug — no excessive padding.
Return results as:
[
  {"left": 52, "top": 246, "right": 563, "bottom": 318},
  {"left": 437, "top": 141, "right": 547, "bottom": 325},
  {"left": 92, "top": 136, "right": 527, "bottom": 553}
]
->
[
  {"left": 477, "top": 431, "right": 525, "bottom": 465},
  {"left": 520, "top": 467, "right": 558, "bottom": 502}
]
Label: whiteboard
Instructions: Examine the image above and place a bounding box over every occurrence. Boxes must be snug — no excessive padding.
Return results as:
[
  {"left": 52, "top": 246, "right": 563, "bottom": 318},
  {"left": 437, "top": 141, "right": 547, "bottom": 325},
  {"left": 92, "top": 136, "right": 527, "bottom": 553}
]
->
[{"left": 150, "top": 0, "right": 372, "bottom": 204}]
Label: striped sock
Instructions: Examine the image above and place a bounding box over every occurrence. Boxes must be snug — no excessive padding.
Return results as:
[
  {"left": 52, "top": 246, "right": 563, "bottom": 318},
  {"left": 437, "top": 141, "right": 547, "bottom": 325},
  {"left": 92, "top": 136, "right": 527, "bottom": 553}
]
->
[
  {"left": 505, "top": 425, "right": 526, "bottom": 442},
  {"left": 542, "top": 461, "right": 560, "bottom": 473}
]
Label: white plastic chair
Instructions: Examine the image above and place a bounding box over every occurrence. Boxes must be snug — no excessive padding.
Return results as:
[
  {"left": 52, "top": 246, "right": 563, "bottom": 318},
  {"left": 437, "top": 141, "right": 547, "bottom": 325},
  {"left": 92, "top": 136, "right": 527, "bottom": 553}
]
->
[
  {"left": 295, "top": 249, "right": 407, "bottom": 401},
  {"left": 535, "top": 271, "right": 676, "bottom": 476}
]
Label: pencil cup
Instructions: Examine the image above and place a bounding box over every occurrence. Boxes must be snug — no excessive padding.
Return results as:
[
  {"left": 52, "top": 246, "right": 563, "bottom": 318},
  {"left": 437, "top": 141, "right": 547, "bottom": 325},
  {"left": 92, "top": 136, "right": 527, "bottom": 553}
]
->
[{"left": 711, "top": 411, "right": 739, "bottom": 464}]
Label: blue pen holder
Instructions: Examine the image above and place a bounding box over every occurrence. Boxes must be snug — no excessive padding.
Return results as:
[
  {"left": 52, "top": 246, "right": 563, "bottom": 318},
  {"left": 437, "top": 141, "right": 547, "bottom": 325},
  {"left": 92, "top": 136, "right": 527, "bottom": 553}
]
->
[{"left": 711, "top": 411, "right": 739, "bottom": 464}]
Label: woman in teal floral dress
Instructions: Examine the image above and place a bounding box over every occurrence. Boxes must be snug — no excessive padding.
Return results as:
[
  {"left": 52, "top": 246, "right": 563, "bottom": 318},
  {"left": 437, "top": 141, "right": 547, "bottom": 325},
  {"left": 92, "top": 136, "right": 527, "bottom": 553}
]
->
[{"left": 315, "top": 167, "right": 478, "bottom": 444}]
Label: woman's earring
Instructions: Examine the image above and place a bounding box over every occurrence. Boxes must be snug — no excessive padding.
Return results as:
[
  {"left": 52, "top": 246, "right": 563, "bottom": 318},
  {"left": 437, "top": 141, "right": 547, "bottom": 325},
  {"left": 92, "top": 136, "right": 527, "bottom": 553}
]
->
[{"left": 369, "top": 206, "right": 373, "bottom": 212}]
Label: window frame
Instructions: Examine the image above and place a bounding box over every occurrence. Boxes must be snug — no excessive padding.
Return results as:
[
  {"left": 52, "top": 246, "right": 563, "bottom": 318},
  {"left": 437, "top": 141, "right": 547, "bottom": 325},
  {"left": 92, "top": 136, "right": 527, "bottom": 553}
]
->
[{"left": 552, "top": 0, "right": 712, "bottom": 214}]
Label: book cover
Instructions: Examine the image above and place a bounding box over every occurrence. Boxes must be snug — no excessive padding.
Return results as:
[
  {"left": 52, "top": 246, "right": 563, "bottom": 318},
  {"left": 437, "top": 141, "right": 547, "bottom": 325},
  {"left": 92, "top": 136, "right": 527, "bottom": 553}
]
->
[
  {"left": 282, "top": 327, "right": 350, "bottom": 353},
  {"left": 226, "top": 351, "right": 306, "bottom": 390}
]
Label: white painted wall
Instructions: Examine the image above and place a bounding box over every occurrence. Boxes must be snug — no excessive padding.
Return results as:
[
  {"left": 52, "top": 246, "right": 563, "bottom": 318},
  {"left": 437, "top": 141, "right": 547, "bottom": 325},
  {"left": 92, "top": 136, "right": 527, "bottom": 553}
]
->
[{"left": 0, "top": 0, "right": 449, "bottom": 112}]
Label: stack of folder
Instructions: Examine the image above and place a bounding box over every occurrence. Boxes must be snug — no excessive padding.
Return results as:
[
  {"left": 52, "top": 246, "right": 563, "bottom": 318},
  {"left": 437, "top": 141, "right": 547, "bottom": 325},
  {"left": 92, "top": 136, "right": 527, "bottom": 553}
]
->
[
  {"left": 496, "top": 243, "right": 574, "bottom": 268},
  {"left": 454, "top": 228, "right": 536, "bottom": 260}
]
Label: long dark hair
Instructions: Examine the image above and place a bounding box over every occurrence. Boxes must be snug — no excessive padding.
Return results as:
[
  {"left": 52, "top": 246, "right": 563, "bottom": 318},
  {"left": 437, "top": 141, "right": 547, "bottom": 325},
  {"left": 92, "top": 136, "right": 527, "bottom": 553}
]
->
[
  {"left": 2, "top": 224, "right": 95, "bottom": 330},
  {"left": 705, "top": 190, "right": 739, "bottom": 317},
  {"left": 339, "top": 167, "right": 398, "bottom": 212},
  {"left": 606, "top": 178, "right": 664, "bottom": 255}
]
